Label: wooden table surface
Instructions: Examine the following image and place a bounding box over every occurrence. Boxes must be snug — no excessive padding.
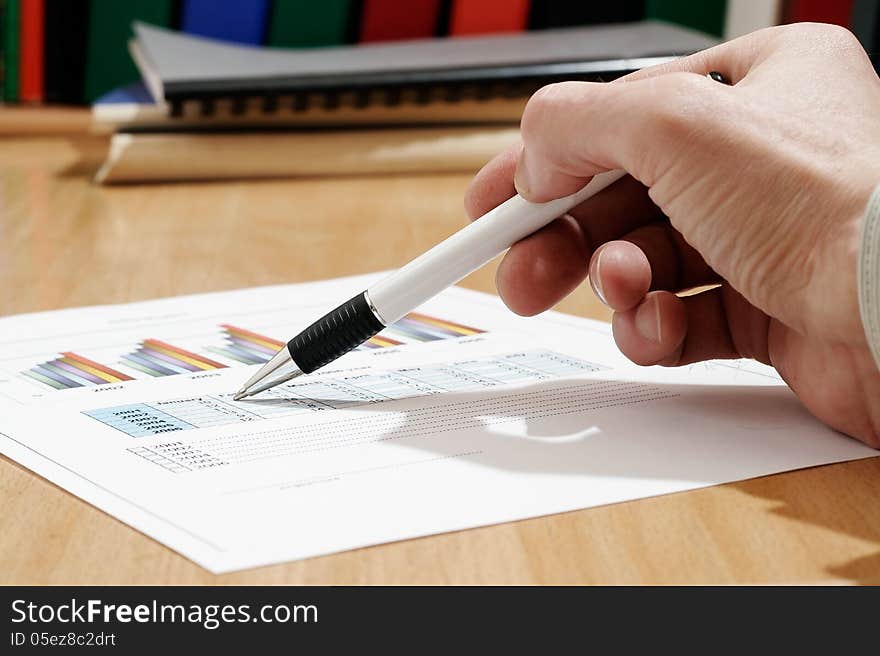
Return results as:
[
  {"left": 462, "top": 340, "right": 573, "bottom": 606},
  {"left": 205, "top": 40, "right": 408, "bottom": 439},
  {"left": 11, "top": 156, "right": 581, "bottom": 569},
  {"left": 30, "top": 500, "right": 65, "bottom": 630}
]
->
[{"left": 1, "top": 135, "right": 878, "bottom": 585}]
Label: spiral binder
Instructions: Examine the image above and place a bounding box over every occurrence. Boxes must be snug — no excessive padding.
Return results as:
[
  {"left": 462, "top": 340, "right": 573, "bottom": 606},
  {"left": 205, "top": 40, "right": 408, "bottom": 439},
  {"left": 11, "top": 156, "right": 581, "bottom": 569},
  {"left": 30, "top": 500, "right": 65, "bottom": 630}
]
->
[{"left": 129, "top": 21, "right": 718, "bottom": 122}]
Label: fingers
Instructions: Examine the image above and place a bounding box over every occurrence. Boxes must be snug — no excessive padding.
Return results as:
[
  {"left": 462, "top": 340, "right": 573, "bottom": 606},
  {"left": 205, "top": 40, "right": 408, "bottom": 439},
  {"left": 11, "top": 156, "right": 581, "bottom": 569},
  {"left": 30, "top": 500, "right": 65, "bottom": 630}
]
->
[
  {"left": 464, "top": 143, "right": 520, "bottom": 219},
  {"left": 493, "top": 28, "right": 775, "bottom": 204},
  {"left": 611, "top": 284, "right": 771, "bottom": 367},
  {"left": 566, "top": 175, "right": 662, "bottom": 245},
  {"left": 585, "top": 221, "right": 718, "bottom": 314},
  {"left": 509, "top": 28, "right": 781, "bottom": 204},
  {"left": 493, "top": 177, "right": 663, "bottom": 315},
  {"left": 495, "top": 214, "right": 591, "bottom": 316},
  {"left": 481, "top": 178, "right": 716, "bottom": 317},
  {"left": 595, "top": 224, "right": 719, "bottom": 301},
  {"left": 589, "top": 241, "right": 651, "bottom": 312}
]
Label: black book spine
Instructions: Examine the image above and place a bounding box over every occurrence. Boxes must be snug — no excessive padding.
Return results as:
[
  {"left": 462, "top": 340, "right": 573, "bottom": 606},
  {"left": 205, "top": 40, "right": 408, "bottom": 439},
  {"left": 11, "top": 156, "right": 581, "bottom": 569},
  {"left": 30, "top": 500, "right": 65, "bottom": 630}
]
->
[
  {"left": 528, "top": 0, "right": 646, "bottom": 30},
  {"left": 43, "top": 0, "right": 89, "bottom": 104},
  {"left": 852, "top": 0, "right": 880, "bottom": 70},
  {"left": 161, "top": 58, "right": 661, "bottom": 110}
]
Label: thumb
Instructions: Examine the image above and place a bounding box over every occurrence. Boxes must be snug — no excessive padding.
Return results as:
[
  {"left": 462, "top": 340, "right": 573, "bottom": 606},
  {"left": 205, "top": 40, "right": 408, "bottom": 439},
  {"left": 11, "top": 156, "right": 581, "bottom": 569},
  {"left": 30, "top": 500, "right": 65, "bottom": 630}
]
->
[{"left": 513, "top": 32, "right": 769, "bottom": 202}]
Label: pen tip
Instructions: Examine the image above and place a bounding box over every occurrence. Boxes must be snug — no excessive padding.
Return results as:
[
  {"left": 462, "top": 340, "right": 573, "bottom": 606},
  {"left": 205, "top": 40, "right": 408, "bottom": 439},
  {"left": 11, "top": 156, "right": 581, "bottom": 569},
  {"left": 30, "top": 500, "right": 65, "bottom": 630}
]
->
[{"left": 233, "top": 391, "right": 247, "bottom": 401}]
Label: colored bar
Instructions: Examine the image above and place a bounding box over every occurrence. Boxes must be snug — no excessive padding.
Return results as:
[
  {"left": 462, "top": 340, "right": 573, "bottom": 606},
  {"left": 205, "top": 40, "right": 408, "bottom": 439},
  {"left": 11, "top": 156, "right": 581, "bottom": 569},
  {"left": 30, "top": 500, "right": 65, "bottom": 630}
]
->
[
  {"left": 121, "top": 352, "right": 179, "bottom": 377},
  {"left": 138, "top": 347, "right": 202, "bottom": 373},
  {"left": 31, "top": 363, "right": 83, "bottom": 388},
  {"left": 60, "top": 352, "right": 134, "bottom": 382},
  {"left": 142, "top": 339, "right": 226, "bottom": 370},
  {"left": 384, "top": 320, "right": 445, "bottom": 342},
  {"left": 45, "top": 361, "right": 100, "bottom": 387},
  {"left": 406, "top": 312, "right": 483, "bottom": 336},
  {"left": 120, "top": 358, "right": 167, "bottom": 378},
  {"left": 367, "top": 335, "right": 404, "bottom": 347},
  {"left": 221, "top": 325, "right": 284, "bottom": 350},
  {"left": 22, "top": 368, "right": 67, "bottom": 390},
  {"left": 205, "top": 345, "right": 267, "bottom": 365},
  {"left": 52, "top": 359, "right": 106, "bottom": 384},
  {"left": 228, "top": 336, "right": 276, "bottom": 356},
  {"left": 31, "top": 364, "right": 83, "bottom": 388}
]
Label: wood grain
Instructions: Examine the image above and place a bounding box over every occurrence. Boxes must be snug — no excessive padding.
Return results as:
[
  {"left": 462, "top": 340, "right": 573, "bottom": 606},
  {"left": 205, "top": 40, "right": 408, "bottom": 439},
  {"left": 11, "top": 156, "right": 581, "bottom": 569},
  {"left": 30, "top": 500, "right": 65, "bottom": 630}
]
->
[{"left": 0, "top": 136, "right": 878, "bottom": 584}]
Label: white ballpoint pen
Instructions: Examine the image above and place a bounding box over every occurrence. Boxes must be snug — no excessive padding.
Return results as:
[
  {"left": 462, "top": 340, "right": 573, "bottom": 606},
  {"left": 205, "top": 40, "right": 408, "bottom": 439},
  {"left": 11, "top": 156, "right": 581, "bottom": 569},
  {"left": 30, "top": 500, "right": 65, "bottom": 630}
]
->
[{"left": 233, "top": 168, "right": 627, "bottom": 400}]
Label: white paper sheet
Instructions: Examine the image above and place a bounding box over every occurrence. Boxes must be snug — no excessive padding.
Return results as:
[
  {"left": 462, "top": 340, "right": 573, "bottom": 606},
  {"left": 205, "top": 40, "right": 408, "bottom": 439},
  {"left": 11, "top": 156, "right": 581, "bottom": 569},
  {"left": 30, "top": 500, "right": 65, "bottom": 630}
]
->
[{"left": 0, "top": 273, "right": 874, "bottom": 573}]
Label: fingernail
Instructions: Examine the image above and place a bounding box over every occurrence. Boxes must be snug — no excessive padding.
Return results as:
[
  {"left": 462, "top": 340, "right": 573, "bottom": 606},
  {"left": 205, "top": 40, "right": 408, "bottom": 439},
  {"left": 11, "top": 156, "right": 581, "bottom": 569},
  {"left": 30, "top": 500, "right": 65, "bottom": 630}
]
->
[
  {"left": 635, "top": 294, "right": 662, "bottom": 344},
  {"left": 514, "top": 149, "right": 534, "bottom": 198},
  {"left": 589, "top": 247, "right": 608, "bottom": 306}
]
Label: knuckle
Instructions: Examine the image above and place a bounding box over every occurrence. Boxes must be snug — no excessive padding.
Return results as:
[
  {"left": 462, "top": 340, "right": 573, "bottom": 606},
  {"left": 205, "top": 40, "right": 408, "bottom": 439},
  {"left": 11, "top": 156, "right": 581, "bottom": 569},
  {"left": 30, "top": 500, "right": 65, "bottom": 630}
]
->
[
  {"left": 520, "top": 82, "right": 582, "bottom": 146},
  {"left": 777, "top": 22, "right": 861, "bottom": 51},
  {"left": 649, "top": 73, "right": 715, "bottom": 136}
]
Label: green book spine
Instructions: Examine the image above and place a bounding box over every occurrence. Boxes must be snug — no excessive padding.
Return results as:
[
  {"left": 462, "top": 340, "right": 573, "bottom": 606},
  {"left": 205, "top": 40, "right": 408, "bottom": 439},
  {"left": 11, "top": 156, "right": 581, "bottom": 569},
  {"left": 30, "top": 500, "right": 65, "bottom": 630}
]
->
[
  {"left": 645, "top": 0, "right": 728, "bottom": 37},
  {"left": 268, "top": 0, "right": 352, "bottom": 48},
  {"left": 3, "top": 0, "right": 19, "bottom": 102},
  {"left": 0, "top": 0, "right": 5, "bottom": 99},
  {"left": 83, "top": 0, "right": 173, "bottom": 102}
]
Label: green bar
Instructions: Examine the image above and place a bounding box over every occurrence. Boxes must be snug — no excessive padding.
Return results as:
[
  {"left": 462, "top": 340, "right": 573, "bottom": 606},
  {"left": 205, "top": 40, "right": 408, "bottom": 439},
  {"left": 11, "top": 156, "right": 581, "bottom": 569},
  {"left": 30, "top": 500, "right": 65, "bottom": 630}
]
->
[
  {"left": 268, "top": 0, "right": 352, "bottom": 48},
  {"left": 83, "top": 0, "right": 173, "bottom": 102},
  {"left": 4, "top": 0, "right": 20, "bottom": 102},
  {"left": 645, "top": 0, "right": 728, "bottom": 37}
]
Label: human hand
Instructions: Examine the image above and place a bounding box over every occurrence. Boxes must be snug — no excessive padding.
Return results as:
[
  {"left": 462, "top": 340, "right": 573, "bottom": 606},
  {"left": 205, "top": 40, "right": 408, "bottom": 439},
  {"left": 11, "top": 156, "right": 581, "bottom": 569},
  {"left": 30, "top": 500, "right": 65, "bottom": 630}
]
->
[{"left": 465, "top": 24, "right": 880, "bottom": 446}]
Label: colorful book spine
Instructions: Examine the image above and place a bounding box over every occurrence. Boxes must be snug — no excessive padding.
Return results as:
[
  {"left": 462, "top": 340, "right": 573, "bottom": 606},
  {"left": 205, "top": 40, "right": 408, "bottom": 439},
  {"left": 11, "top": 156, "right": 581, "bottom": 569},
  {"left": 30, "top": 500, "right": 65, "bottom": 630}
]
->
[
  {"left": 784, "top": 0, "right": 854, "bottom": 26},
  {"left": 359, "top": 0, "right": 442, "bottom": 42},
  {"left": 528, "top": 0, "right": 646, "bottom": 29},
  {"left": 18, "top": 0, "right": 42, "bottom": 103},
  {"left": 44, "top": 0, "right": 88, "bottom": 104},
  {"left": 3, "top": 0, "right": 19, "bottom": 102},
  {"left": 181, "top": 0, "right": 270, "bottom": 45},
  {"left": 449, "top": 0, "right": 530, "bottom": 35},
  {"left": 645, "top": 0, "right": 727, "bottom": 37},
  {"left": 84, "top": 0, "right": 174, "bottom": 103},
  {"left": 268, "top": 0, "right": 352, "bottom": 47}
]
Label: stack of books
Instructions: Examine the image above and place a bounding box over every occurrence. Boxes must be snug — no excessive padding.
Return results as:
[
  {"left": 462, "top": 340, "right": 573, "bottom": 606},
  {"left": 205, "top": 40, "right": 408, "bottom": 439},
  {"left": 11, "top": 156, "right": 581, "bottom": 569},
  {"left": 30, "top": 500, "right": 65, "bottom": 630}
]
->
[
  {"left": 5, "top": 1, "right": 875, "bottom": 108},
  {"left": 0, "top": 1, "right": 729, "bottom": 104},
  {"left": 94, "top": 20, "right": 721, "bottom": 183},
  {"left": 20, "top": 1, "right": 876, "bottom": 183}
]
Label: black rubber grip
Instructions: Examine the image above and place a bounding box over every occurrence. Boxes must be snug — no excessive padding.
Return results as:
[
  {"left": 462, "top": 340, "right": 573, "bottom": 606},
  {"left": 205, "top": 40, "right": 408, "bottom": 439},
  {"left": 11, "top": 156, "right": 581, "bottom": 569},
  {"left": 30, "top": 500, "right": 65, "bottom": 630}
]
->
[{"left": 287, "top": 293, "right": 385, "bottom": 374}]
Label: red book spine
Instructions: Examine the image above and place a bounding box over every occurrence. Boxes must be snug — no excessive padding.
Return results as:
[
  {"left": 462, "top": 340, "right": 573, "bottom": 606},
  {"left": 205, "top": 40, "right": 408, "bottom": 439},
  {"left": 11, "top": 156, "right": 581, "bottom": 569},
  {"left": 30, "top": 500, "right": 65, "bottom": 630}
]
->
[
  {"left": 449, "top": 0, "right": 530, "bottom": 35},
  {"left": 785, "top": 0, "right": 854, "bottom": 27},
  {"left": 19, "top": 0, "right": 45, "bottom": 103},
  {"left": 359, "top": 0, "right": 441, "bottom": 42}
]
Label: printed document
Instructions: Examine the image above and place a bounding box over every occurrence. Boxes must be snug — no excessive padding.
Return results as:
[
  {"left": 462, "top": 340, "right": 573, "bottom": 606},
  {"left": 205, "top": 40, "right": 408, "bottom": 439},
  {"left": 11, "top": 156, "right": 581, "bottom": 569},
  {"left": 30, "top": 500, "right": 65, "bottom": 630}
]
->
[{"left": 0, "top": 273, "right": 874, "bottom": 572}]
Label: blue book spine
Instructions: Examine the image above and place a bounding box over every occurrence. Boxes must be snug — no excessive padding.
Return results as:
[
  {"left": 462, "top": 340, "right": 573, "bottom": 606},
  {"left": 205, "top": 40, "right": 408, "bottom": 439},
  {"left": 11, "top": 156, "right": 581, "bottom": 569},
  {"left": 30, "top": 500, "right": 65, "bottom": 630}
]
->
[{"left": 181, "top": 0, "right": 270, "bottom": 44}]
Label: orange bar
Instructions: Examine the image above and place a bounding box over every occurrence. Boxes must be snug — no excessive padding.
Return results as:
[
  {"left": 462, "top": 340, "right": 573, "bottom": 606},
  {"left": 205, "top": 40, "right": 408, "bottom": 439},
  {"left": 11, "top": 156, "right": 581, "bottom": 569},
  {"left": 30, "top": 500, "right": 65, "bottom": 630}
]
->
[
  {"left": 406, "top": 312, "right": 483, "bottom": 335},
  {"left": 61, "top": 352, "right": 134, "bottom": 381},
  {"left": 368, "top": 335, "right": 403, "bottom": 347},
  {"left": 142, "top": 339, "right": 227, "bottom": 369},
  {"left": 221, "top": 324, "right": 284, "bottom": 349}
]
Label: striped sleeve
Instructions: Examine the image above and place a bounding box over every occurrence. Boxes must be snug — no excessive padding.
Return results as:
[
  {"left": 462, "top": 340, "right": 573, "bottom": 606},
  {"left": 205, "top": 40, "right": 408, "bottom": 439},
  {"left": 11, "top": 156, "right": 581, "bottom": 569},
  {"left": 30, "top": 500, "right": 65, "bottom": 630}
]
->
[{"left": 859, "top": 184, "right": 880, "bottom": 370}]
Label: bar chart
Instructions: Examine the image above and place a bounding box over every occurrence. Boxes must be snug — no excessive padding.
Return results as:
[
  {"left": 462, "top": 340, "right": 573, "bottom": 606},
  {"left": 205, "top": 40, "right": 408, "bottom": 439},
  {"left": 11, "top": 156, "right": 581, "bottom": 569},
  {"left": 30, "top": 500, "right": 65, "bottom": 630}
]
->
[
  {"left": 20, "top": 312, "right": 486, "bottom": 391},
  {"left": 205, "top": 325, "right": 284, "bottom": 365},
  {"left": 120, "top": 339, "right": 227, "bottom": 377},
  {"left": 22, "top": 352, "right": 134, "bottom": 390}
]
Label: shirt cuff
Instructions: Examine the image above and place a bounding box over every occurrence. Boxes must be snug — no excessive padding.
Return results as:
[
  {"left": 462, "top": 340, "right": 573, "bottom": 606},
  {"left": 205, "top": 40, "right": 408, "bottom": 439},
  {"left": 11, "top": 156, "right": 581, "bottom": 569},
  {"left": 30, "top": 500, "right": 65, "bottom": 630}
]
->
[{"left": 859, "top": 184, "right": 880, "bottom": 371}]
